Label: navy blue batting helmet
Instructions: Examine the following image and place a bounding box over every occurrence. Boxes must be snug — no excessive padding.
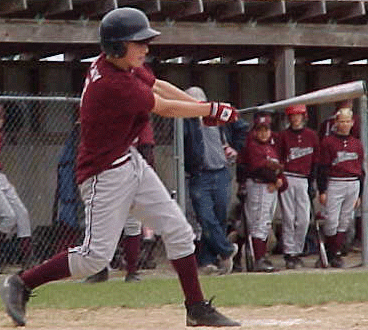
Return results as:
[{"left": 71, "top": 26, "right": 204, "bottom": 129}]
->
[{"left": 100, "top": 7, "right": 161, "bottom": 57}]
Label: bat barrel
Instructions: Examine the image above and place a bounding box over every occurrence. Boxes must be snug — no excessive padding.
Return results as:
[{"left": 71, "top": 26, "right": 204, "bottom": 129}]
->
[{"left": 238, "top": 80, "right": 367, "bottom": 113}]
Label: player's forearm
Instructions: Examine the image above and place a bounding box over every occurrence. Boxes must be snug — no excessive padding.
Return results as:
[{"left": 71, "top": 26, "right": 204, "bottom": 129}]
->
[
  {"left": 153, "top": 79, "right": 199, "bottom": 102},
  {"left": 152, "top": 93, "right": 210, "bottom": 118}
]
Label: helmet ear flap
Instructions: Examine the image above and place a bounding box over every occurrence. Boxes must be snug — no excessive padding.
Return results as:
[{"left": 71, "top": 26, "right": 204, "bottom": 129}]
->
[
  {"left": 119, "top": 42, "right": 127, "bottom": 57},
  {"left": 104, "top": 41, "right": 127, "bottom": 58}
]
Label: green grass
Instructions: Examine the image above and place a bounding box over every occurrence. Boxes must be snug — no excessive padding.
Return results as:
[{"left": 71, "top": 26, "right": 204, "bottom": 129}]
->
[{"left": 8, "top": 270, "right": 368, "bottom": 310}]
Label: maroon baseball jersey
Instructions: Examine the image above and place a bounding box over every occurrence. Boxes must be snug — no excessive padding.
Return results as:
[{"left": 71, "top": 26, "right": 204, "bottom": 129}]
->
[
  {"left": 76, "top": 54, "right": 156, "bottom": 184},
  {"left": 278, "top": 127, "right": 320, "bottom": 176},
  {"left": 320, "top": 133, "right": 364, "bottom": 178},
  {"left": 238, "top": 131, "right": 281, "bottom": 183},
  {"left": 135, "top": 120, "right": 155, "bottom": 146}
]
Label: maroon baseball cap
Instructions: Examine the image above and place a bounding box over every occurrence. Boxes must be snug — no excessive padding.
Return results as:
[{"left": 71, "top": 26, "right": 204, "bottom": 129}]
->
[{"left": 254, "top": 115, "right": 271, "bottom": 128}]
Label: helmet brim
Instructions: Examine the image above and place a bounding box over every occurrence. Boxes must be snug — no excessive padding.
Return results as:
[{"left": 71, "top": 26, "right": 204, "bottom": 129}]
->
[{"left": 128, "top": 27, "right": 161, "bottom": 41}]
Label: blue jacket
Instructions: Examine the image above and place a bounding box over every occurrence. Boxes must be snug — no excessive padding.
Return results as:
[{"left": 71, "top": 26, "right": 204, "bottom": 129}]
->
[
  {"left": 54, "top": 124, "right": 82, "bottom": 228},
  {"left": 184, "top": 118, "right": 249, "bottom": 175}
]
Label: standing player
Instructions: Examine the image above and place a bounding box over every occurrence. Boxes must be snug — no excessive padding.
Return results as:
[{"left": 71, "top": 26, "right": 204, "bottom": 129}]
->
[
  {"left": 278, "top": 104, "right": 320, "bottom": 269},
  {"left": 238, "top": 114, "right": 288, "bottom": 272},
  {"left": 317, "top": 107, "right": 364, "bottom": 268},
  {"left": 319, "top": 100, "right": 360, "bottom": 140},
  {"left": 0, "top": 7, "right": 241, "bottom": 327},
  {"left": 0, "top": 105, "right": 33, "bottom": 270}
]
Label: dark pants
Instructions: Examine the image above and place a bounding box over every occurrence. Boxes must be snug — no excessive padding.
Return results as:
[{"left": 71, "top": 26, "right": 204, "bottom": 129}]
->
[{"left": 189, "top": 168, "right": 233, "bottom": 266}]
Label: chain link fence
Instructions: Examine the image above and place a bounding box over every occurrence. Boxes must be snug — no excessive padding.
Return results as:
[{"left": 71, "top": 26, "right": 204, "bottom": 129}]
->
[{"left": 0, "top": 93, "right": 191, "bottom": 273}]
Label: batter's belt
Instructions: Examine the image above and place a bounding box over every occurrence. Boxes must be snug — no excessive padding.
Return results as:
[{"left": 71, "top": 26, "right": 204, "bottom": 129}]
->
[
  {"left": 109, "top": 153, "right": 132, "bottom": 170},
  {"left": 329, "top": 176, "right": 359, "bottom": 182}
]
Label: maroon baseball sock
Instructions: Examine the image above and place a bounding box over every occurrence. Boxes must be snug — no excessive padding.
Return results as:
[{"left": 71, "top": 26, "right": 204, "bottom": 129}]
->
[
  {"left": 325, "top": 234, "right": 337, "bottom": 255},
  {"left": 252, "top": 237, "right": 266, "bottom": 261},
  {"left": 171, "top": 254, "right": 204, "bottom": 306},
  {"left": 20, "top": 250, "right": 71, "bottom": 290},
  {"left": 335, "top": 232, "right": 346, "bottom": 253},
  {"left": 124, "top": 235, "right": 140, "bottom": 274}
]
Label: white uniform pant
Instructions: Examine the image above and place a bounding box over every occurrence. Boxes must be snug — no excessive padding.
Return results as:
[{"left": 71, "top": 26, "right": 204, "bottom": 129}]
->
[
  {"left": 69, "top": 147, "right": 195, "bottom": 278},
  {"left": 244, "top": 179, "right": 277, "bottom": 241},
  {"left": 0, "top": 172, "right": 31, "bottom": 238},
  {"left": 323, "top": 179, "right": 360, "bottom": 236},
  {"left": 279, "top": 176, "right": 310, "bottom": 255},
  {"left": 124, "top": 216, "right": 142, "bottom": 236}
]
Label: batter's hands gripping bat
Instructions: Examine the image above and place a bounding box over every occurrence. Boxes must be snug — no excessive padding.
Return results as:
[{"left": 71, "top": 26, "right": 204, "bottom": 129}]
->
[
  {"left": 239, "top": 193, "right": 255, "bottom": 272},
  {"left": 238, "top": 80, "right": 367, "bottom": 114},
  {"left": 310, "top": 197, "right": 329, "bottom": 268}
]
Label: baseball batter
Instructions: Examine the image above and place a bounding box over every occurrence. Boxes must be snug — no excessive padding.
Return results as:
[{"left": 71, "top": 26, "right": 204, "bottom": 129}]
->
[
  {"left": 278, "top": 104, "right": 320, "bottom": 269},
  {"left": 237, "top": 114, "right": 287, "bottom": 272},
  {"left": 84, "top": 120, "right": 156, "bottom": 283},
  {"left": 0, "top": 8, "right": 241, "bottom": 327},
  {"left": 317, "top": 107, "right": 365, "bottom": 268}
]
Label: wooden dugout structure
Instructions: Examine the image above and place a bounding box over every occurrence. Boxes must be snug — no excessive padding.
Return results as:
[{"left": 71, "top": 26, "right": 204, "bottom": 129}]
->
[{"left": 1, "top": 1, "right": 368, "bottom": 102}]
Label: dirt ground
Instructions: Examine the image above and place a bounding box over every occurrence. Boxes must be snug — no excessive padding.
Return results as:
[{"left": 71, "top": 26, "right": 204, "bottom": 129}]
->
[
  {"left": 0, "top": 252, "right": 367, "bottom": 330},
  {"left": 1, "top": 303, "right": 368, "bottom": 330}
]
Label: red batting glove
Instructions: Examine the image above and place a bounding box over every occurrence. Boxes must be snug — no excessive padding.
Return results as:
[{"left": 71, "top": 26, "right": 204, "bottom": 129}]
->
[
  {"left": 209, "top": 102, "right": 239, "bottom": 124},
  {"left": 202, "top": 116, "right": 219, "bottom": 126}
]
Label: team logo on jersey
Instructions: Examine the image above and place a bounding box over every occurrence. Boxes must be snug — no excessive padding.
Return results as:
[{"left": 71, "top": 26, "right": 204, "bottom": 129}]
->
[
  {"left": 220, "top": 107, "right": 232, "bottom": 122},
  {"left": 90, "top": 65, "right": 102, "bottom": 82},
  {"left": 332, "top": 151, "right": 358, "bottom": 166},
  {"left": 287, "top": 147, "right": 313, "bottom": 161}
]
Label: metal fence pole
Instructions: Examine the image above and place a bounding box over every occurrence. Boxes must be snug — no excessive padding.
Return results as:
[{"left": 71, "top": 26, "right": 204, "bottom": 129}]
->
[
  {"left": 174, "top": 118, "right": 186, "bottom": 213},
  {"left": 359, "top": 95, "right": 368, "bottom": 266}
]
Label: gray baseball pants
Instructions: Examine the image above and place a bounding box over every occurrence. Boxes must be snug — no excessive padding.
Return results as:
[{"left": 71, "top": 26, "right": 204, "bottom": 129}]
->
[
  {"left": 323, "top": 179, "right": 360, "bottom": 236},
  {"left": 0, "top": 172, "right": 31, "bottom": 238},
  {"left": 279, "top": 175, "right": 310, "bottom": 255},
  {"left": 69, "top": 147, "right": 195, "bottom": 278}
]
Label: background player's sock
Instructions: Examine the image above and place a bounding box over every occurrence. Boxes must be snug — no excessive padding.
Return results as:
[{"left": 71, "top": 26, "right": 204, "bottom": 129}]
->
[
  {"left": 124, "top": 234, "right": 140, "bottom": 274},
  {"left": 171, "top": 254, "right": 204, "bottom": 305},
  {"left": 335, "top": 232, "right": 346, "bottom": 253},
  {"left": 325, "top": 234, "right": 337, "bottom": 255},
  {"left": 252, "top": 237, "right": 266, "bottom": 260}
]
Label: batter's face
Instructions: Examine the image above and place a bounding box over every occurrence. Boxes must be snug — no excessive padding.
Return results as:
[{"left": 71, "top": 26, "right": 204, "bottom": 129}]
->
[
  {"left": 255, "top": 126, "right": 271, "bottom": 143},
  {"left": 289, "top": 113, "right": 304, "bottom": 129},
  {"left": 124, "top": 41, "right": 150, "bottom": 68},
  {"left": 109, "top": 40, "right": 150, "bottom": 70},
  {"left": 335, "top": 114, "right": 354, "bottom": 136}
]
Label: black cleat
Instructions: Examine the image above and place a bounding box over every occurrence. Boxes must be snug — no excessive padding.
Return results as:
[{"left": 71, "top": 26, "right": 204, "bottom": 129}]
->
[
  {"left": 330, "top": 255, "right": 344, "bottom": 268},
  {"left": 0, "top": 274, "right": 32, "bottom": 326},
  {"left": 284, "top": 254, "right": 296, "bottom": 269},
  {"left": 84, "top": 267, "right": 109, "bottom": 283},
  {"left": 293, "top": 256, "right": 305, "bottom": 269},
  {"left": 186, "top": 297, "right": 241, "bottom": 327},
  {"left": 125, "top": 272, "right": 141, "bottom": 283},
  {"left": 254, "top": 257, "right": 275, "bottom": 273}
]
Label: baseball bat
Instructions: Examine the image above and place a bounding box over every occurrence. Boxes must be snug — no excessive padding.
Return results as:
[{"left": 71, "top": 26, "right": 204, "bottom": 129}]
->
[
  {"left": 239, "top": 194, "right": 255, "bottom": 272},
  {"left": 238, "top": 80, "right": 367, "bottom": 113},
  {"left": 310, "top": 197, "right": 329, "bottom": 268}
]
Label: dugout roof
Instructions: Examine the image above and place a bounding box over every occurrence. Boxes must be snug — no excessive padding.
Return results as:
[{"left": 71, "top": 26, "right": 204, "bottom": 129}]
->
[
  {"left": 2, "top": 1, "right": 368, "bottom": 100},
  {"left": 1, "top": 0, "right": 368, "bottom": 64}
]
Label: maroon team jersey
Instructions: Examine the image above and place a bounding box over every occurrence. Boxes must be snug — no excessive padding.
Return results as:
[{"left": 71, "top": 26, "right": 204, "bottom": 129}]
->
[
  {"left": 320, "top": 133, "right": 364, "bottom": 178},
  {"left": 76, "top": 54, "right": 156, "bottom": 184},
  {"left": 278, "top": 127, "right": 320, "bottom": 176},
  {"left": 238, "top": 131, "right": 280, "bottom": 182}
]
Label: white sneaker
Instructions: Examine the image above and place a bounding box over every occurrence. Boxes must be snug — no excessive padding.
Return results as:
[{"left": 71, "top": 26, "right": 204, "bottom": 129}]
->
[
  {"left": 199, "top": 264, "right": 220, "bottom": 276},
  {"left": 218, "top": 243, "right": 238, "bottom": 275}
]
